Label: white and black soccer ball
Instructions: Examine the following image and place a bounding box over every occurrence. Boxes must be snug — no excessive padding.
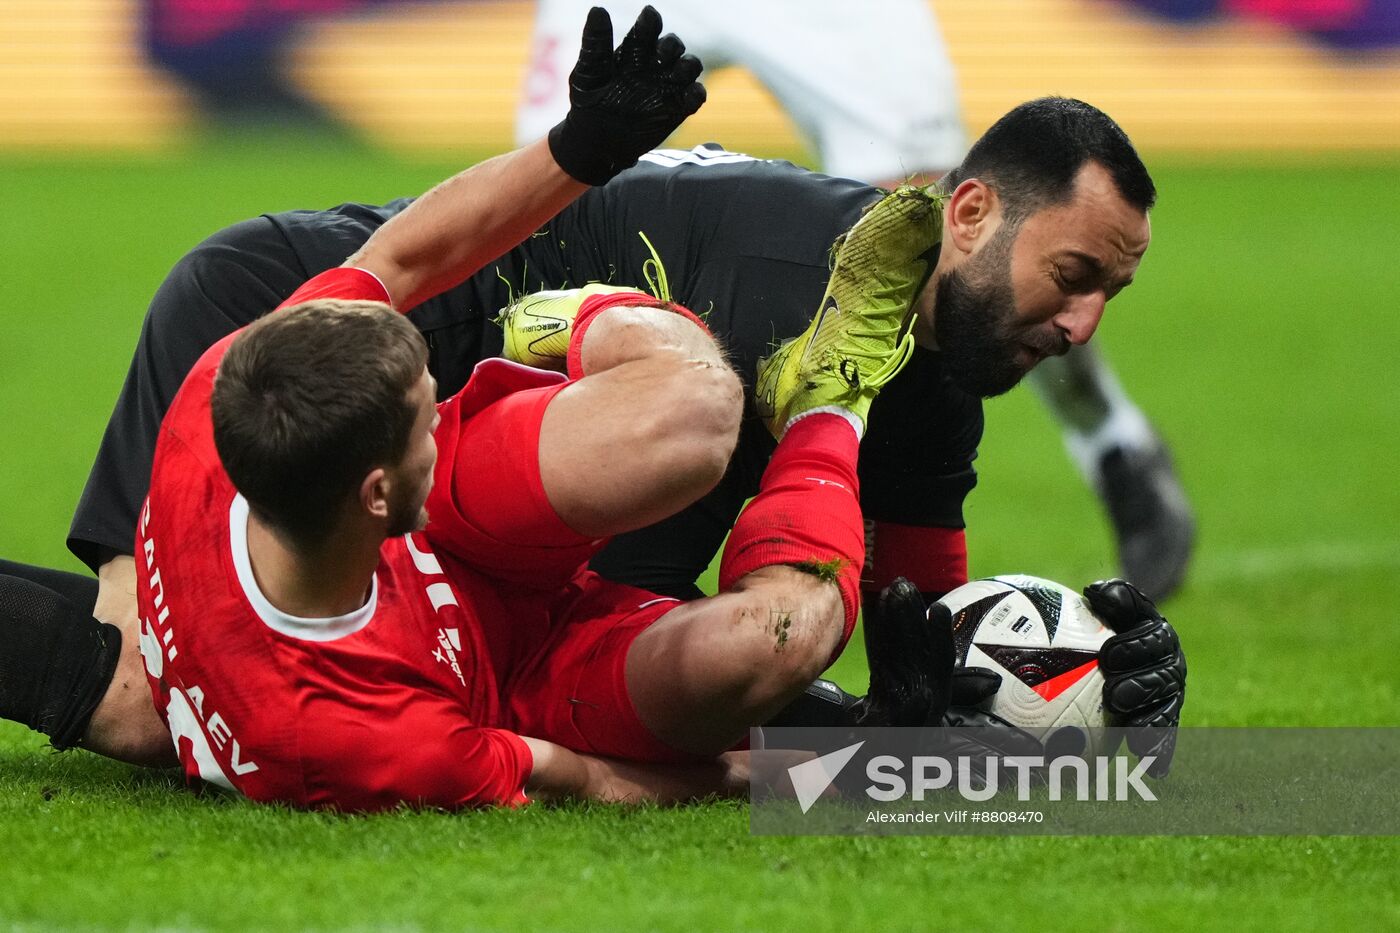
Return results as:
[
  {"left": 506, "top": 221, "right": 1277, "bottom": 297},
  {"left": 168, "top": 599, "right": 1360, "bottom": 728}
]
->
[{"left": 937, "top": 575, "right": 1116, "bottom": 756}]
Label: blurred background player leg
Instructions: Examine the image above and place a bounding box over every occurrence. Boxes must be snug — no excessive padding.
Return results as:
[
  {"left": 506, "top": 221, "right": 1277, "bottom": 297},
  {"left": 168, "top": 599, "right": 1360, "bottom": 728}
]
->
[
  {"left": 1030, "top": 345, "right": 1195, "bottom": 600},
  {"left": 516, "top": 0, "right": 1195, "bottom": 600}
]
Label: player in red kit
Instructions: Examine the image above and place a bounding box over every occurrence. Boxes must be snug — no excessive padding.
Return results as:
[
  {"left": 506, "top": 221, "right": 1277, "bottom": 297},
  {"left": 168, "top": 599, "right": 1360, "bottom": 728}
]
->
[
  {"left": 137, "top": 271, "right": 535, "bottom": 807},
  {"left": 131, "top": 6, "right": 733, "bottom": 806},
  {"left": 129, "top": 7, "right": 953, "bottom": 809},
  {"left": 135, "top": 182, "right": 937, "bottom": 807}
]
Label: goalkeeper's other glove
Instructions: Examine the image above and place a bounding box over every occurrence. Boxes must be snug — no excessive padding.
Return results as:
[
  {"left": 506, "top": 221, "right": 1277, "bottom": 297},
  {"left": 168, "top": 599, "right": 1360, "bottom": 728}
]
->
[
  {"left": 548, "top": 5, "right": 706, "bottom": 185},
  {"left": 857, "top": 580, "right": 1044, "bottom": 764},
  {"left": 1083, "top": 578, "right": 1186, "bottom": 777}
]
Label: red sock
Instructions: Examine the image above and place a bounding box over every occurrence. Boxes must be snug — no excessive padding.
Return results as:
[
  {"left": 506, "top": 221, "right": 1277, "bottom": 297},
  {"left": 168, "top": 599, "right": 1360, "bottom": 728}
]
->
[
  {"left": 867, "top": 522, "right": 969, "bottom": 599},
  {"left": 718, "top": 413, "right": 865, "bottom": 647},
  {"left": 565, "top": 292, "right": 711, "bottom": 380}
]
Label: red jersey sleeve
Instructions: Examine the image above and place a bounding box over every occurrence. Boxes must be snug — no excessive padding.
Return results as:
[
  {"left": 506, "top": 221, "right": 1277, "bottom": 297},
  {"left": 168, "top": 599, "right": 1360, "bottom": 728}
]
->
[
  {"left": 295, "top": 696, "right": 534, "bottom": 811},
  {"left": 276, "top": 267, "right": 393, "bottom": 311}
]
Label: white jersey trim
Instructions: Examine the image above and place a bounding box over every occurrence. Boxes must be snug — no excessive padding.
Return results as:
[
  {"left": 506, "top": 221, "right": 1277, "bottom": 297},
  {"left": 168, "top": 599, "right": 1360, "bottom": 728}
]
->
[
  {"left": 230, "top": 495, "right": 378, "bottom": 642},
  {"left": 639, "top": 145, "right": 761, "bottom": 168}
]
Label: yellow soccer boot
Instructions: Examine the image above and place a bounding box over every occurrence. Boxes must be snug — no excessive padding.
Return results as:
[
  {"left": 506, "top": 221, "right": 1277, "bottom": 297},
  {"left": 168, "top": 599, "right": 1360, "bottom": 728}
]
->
[{"left": 755, "top": 185, "right": 944, "bottom": 438}]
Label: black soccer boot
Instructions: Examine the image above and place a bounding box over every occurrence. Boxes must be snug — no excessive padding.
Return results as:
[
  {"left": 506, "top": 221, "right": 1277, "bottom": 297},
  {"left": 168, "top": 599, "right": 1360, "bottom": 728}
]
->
[{"left": 1096, "top": 440, "right": 1196, "bottom": 602}]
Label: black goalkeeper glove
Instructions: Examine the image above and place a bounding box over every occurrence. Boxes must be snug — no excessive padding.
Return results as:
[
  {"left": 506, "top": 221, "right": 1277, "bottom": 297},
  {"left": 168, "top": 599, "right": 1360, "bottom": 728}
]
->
[
  {"left": 853, "top": 580, "right": 1043, "bottom": 758},
  {"left": 1083, "top": 578, "right": 1186, "bottom": 777},
  {"left": 824, "top": 581, "right": 1044, "bottom": 797},
  {"left": 849, "top": 578, "right": 953, "bottom": 727},
  {"left": 937, "top": 665, "right": 1046, "bottom": 766},
  {"left": 547, "top": 5, "right": 706, "bottom": 185}
]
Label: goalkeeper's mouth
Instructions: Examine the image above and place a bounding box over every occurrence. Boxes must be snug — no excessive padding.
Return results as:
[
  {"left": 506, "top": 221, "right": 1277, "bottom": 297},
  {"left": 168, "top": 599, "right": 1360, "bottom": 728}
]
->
[
  {"left": 1017, "top": 343, "right": 1047, "bottom": 369},
  {"left": 1019, "top": 333, "right": 1071, "bottom": 367}
]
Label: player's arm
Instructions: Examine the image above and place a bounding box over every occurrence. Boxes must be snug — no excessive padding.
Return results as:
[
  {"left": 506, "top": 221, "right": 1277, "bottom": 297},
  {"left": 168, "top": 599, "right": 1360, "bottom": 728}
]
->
[
  {"left": 297, "top": 706, "right": 730, "bottom": 810},
  {"left": 522, "top": 737, "right": 741, "bottom": 804},
  {"left": 345, "top": 5, "right": 704, "bottom": 312},
  {"left": 345, "top": 142, "right": 583, "bottom": 312}
]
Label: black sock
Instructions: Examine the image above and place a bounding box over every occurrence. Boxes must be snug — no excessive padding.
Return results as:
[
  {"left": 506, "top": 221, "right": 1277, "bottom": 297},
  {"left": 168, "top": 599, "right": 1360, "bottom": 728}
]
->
[
  {"left": 0, "top": 574, "right": 121, "bottom": 749},
  {"left": 763, "top": 678, "right": 862, "bottom": 728}
]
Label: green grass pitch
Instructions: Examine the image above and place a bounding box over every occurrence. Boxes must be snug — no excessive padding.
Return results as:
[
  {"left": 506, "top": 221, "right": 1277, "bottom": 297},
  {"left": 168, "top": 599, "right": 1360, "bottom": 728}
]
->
[{"left": 1, "top": 146, "right": 1398, "bottom": 931}]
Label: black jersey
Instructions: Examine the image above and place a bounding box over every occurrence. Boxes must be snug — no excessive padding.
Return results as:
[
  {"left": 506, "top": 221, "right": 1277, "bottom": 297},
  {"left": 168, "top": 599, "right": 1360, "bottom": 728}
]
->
[{"left": 70, "top": 145, "right": 982, "bottom": 597}]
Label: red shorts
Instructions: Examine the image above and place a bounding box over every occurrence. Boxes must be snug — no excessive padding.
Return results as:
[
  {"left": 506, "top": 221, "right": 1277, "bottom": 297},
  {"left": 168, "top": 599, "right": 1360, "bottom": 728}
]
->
[
  {"left": 425, "top": 359, "right": 697, "bottom": 764},
  {"left": 486, "top": 571, "right": 698, "bottom": 765},
  {"left": 425, "top": 358, "right": 602, "bottom": 590}
]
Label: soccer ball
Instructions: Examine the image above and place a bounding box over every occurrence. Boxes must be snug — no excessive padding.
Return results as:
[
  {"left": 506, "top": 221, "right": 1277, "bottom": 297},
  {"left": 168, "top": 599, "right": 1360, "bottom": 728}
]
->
[{"left": 937, "top": 575, "right": 1116, "bottom": 756}]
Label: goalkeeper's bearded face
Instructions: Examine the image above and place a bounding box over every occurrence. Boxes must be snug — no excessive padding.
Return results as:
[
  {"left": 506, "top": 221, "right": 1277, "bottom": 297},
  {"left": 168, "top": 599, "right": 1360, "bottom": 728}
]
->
[{"left": 928, "top": 162, "right": 1151, "bottom": 398}]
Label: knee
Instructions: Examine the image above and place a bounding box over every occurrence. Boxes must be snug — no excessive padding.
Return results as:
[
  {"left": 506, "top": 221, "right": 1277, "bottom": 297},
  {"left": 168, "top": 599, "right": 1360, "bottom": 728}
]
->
[
  {"left": 648, "top": 358, "right": 743, "bottom": 477},
  {"left": 680, "top": 360, "right": 743, "bottom": 450}
]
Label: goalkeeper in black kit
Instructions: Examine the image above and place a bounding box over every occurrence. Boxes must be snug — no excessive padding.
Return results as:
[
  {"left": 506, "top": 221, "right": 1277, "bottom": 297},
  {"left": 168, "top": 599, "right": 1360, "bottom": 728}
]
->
[{"left": 0, "top": 8, "right": 1183, "bottom": 777}]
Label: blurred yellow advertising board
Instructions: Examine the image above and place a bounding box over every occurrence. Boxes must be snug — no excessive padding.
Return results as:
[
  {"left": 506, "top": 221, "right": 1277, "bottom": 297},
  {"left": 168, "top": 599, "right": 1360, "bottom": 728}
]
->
[{"left": 3, "top": 0, "right": 1398, "bottom": 152}]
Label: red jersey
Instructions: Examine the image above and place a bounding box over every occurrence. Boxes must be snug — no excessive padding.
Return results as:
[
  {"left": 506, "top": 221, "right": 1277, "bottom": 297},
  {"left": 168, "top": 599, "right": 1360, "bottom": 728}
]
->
[{"left": 135, "top": 269, "right": 533, "bottom": 810}]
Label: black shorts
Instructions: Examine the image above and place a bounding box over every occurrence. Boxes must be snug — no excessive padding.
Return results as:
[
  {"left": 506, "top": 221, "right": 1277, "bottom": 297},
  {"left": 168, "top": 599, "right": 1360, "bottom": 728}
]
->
[{"left": 68, "top": 218, "right": 307, "bottom": 571}]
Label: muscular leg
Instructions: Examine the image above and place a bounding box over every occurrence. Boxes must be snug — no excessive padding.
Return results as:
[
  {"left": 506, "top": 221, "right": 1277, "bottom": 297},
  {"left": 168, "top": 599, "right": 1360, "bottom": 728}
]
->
[
  {"left": 625, "top": 414, "right": 865, "bottom": 755},
  {"left": 539, "top": 302, "right": 742, "bottom": 536},
  {"left": 452, "top": 291, "right": 743, "bottom": 558}
]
